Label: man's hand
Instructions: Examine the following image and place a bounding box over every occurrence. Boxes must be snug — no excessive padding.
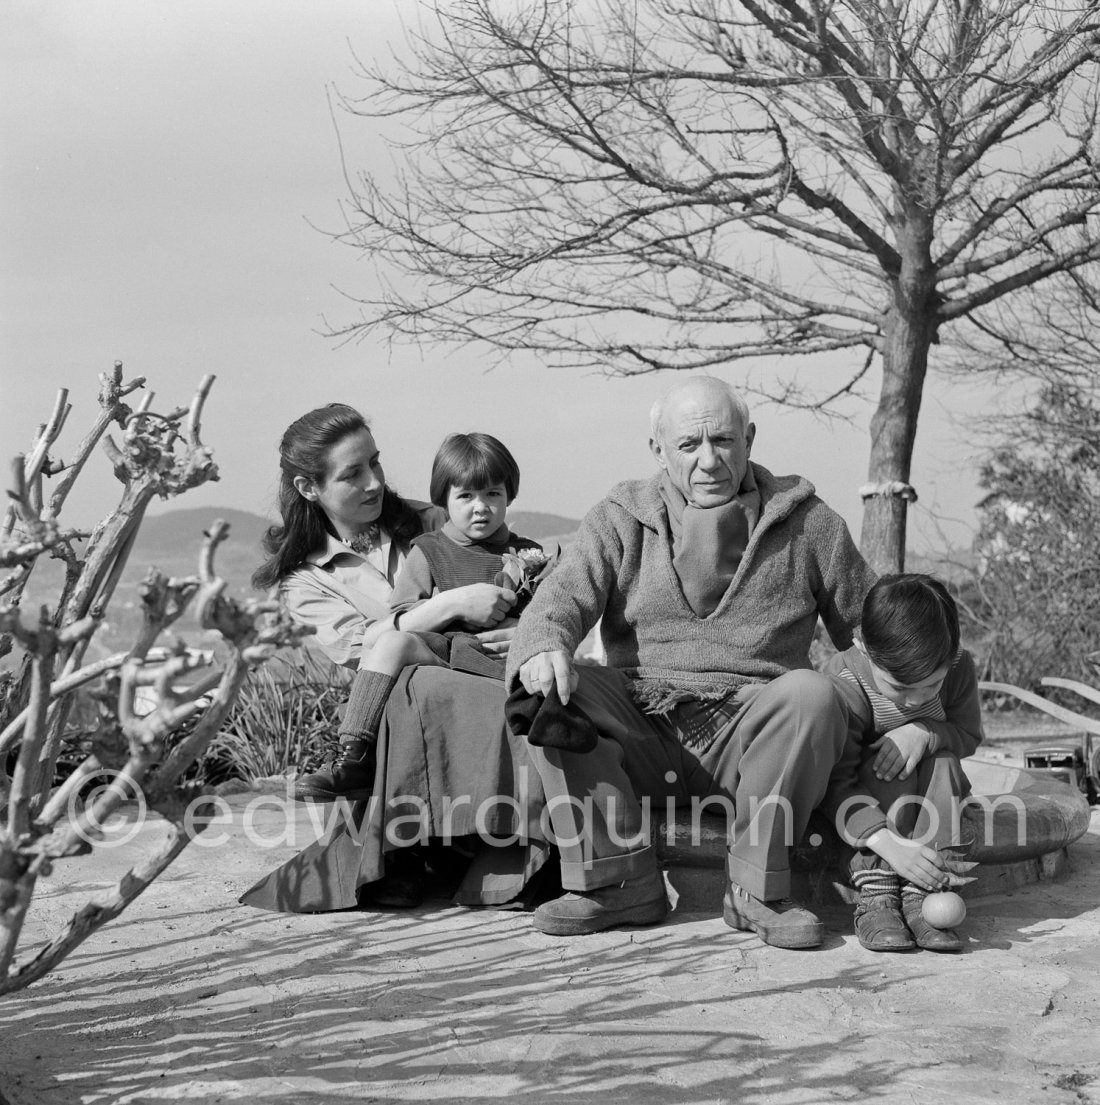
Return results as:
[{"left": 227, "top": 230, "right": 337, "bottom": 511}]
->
[
  {"left": 476, "top": 621, "right": 517, "bottom": 656},
  {"left": 518, "top": 650, "right": 577, "bottom": 704},
  {"left": 865, "top": 830, "right": 948, "bottom": 892},
  {"left": 869, "top": 723, "right": 932, "bottom": 782}
]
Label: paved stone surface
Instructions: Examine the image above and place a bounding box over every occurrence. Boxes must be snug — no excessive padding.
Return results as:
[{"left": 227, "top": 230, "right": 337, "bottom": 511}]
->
[{"left": 2, "top": 781, "right": 1099, "bottom": 1104}]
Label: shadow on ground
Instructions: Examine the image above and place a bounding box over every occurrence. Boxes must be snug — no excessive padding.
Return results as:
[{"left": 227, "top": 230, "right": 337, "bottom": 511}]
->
[
  {"left": 2, "top": 806, "right": 1098, "bottom": 1104},
  {"left": 3, "top": 908, "right": 959, "bottom": 1103}
]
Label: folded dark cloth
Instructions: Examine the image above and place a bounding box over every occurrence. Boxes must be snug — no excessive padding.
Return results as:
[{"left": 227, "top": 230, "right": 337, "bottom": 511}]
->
[{"left": 504, "top": 683, "right": 599, "bottom": 752}]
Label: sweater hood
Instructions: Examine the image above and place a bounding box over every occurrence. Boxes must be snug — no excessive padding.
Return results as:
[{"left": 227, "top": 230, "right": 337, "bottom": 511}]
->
[{"left": 606, "top": 463, "right": 817, "bottom": 532}]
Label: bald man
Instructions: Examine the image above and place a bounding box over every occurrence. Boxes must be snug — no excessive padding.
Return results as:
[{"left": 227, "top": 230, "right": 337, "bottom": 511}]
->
[{"left": 506, "top": 376, "right": 879, "bottom": 948}]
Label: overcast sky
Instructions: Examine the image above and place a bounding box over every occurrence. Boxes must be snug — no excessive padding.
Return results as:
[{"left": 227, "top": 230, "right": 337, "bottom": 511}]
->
[{"left": 2, "top": 0, "right": 991, "bottom": 555}]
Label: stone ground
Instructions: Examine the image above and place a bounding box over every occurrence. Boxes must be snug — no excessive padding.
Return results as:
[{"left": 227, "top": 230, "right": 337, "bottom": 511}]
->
[{"left": 2, "top": 742, "right": 1099, "bottom": 1105}]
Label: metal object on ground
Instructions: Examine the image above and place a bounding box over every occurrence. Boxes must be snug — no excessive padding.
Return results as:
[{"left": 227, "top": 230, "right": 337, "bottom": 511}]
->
[{"left": 981, "top": 677, "right": 1100, "bottom": 805}]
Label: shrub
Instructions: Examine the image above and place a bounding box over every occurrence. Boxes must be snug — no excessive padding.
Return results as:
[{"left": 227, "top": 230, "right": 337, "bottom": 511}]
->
[{"left": 204, "top": 648, "right": 351, "bottom": 782}]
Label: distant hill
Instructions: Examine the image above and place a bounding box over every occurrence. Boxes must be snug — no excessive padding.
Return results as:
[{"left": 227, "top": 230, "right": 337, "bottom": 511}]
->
[
  {"left": 138, "top": 508, "right": 973, "bottom": 567},
  {"left": 10, "top": 504, "right": 582, "bottom": 662},
  {"left": 132, "top": 506, "right": 581, "bottom": 572},
  {"left": 10, "top": 508, "right": 275, "bottom": 662},
  {"left": 136, "top": 507, "right": 272, "bottom": 555},
  {"left": 132, "top": 507, "right": 271, "bottom": 588},
  {"left": 507, "top": 510, "right": 582, "bottom": 540}
]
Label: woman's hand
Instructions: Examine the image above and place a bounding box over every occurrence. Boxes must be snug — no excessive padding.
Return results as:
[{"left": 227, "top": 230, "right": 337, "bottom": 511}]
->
[
  {"left": 476, "top": 621, "right": 517, "bottom": 657},
  {"left": 869, "top": 723, "right": 932, "bottom": 782},
  {"left": 448, "top": 583, "right": 517, "bottom": 628},
  {"left": 865, "top": 829, "right": 947, "bottom": 891}
]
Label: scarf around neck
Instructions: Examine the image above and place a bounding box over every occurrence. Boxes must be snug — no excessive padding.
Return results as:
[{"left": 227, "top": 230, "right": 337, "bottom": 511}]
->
[{"left": 659, "top": 469, "right": 761, "bottom": 617}]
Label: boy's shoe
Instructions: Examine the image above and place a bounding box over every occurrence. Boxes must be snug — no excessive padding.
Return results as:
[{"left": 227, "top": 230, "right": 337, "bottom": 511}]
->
[
  {"left": 902, "top": 894, "right": 964, "bottom": 952},
  {"left": 854, "top": 893, "right": 916, "bottom": 952},
  {"left": 532, "top": 870, "right": 669, "bottom": 936},
  {"left": 293, "top": 738, "right": 376, "bottom": 802},
  {"left": 723, "top": 883, "right": 824, "bottom": 949}
]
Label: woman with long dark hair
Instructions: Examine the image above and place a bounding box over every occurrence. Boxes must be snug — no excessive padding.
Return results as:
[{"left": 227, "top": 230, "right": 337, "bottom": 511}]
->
[
  {"left": 253, "top": 402, "right": 513, "bottom": 638},
  {"left": 241, "top": 403, "right": 546, "bottom": 913}
]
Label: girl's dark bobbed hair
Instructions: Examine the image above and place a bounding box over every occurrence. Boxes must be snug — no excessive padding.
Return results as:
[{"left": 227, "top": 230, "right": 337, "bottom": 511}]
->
[{"left": 428, "top": 432, "right": 521, "bottom": 506}]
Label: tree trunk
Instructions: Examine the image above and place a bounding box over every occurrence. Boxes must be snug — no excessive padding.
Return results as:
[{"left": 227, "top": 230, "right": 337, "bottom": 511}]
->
[{"left": 860, "top": 221, "right": 938, "bottom": 574}]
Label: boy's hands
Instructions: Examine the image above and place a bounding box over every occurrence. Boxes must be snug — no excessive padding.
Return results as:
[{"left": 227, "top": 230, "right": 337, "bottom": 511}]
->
[
  {"left": 865, "top": 830, "right": 947, "bottom": 891},
  {"left": 869, "top": 722, "right": 932, "bottom": 781},
  {"left": 865, "top": 831, "right": 978, "bottom": 892}
]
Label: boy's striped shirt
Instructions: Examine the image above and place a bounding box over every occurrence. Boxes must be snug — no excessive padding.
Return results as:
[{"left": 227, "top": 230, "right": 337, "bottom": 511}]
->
[{"left": 837, "top": 647, "right": 964, "bottom": 736}]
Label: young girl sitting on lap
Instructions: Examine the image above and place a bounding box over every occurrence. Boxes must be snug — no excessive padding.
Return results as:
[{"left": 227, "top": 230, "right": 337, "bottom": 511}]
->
[
  {"left": 294, "top": 432, "right": 548, "bottom": 803},
  {"left": 825, "top": 573, "right": 983, "bottom": 953}
]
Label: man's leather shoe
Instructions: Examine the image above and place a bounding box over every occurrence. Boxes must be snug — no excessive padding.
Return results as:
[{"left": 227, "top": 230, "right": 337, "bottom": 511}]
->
[
  {"left": 723, "top": 883, "right": 824, "bottom": 949},
  {"left": 854, "top": 894, "right": 916, "bottom": 952},
  {"left": 533, "top": 870, "right": 669, "bottom": 936},
  {"left": 903, "top": 895, "right": 964, "bottom": 952},
  {"left": 293, "top": 738, "right": 376, "bottom": 802}
]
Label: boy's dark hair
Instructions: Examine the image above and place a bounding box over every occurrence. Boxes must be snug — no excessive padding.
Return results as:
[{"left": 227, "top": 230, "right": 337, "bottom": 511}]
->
[
  {"left": 860, "top": 573, "right": 960, "bottom": 683},
  {"left": 429, "top": 432, "right": 521, "bottom": 506}
]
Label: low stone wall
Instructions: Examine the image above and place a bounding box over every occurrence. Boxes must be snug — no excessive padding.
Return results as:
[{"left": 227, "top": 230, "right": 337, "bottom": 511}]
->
[{"left": 654, "top": 764, "right": 1093, "bottom": 913}]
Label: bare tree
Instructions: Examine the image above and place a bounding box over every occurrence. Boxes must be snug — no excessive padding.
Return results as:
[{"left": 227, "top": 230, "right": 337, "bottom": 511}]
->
[
  {"left": 329, "top": 0, "right": 1100, "bottom": 571},
  {"left": 951, "top": 265, "right": 1100, "bottom": 386}
]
